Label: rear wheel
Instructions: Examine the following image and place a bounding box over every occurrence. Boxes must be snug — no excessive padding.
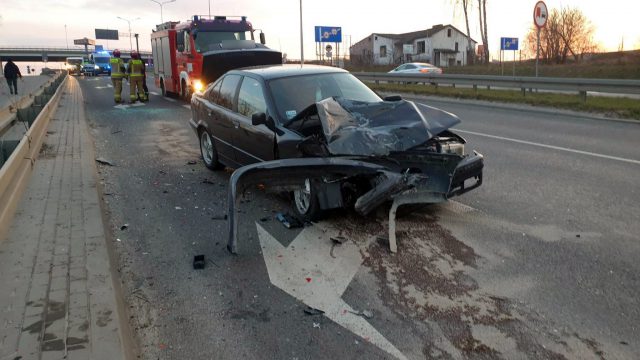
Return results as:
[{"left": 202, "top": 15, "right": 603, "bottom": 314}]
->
[
  {"left": 292, "top": 178, "right": 323, "bottom": 221},
  {"left": 199, "top": 128, "right": 223, "bottom": 170}
]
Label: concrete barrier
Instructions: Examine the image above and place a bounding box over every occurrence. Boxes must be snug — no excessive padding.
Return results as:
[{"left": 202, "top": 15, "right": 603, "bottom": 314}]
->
[{"left": 0, "top": 72, "right": 67, "bottom": 241}]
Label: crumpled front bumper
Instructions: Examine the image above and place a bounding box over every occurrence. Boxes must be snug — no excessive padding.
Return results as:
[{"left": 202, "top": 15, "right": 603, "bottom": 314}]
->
[{"left": 226, "top": 153, "right": 483, "bottom": 254}]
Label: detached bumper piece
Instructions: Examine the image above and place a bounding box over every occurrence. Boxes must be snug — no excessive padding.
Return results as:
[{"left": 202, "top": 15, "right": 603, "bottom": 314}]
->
[{"left": 227, "top": 153, "right": 484, "bottom": 254}]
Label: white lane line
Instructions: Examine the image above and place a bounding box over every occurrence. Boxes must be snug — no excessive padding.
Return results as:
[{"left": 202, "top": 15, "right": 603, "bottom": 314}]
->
[
  {"left": 164, "top": 97, "right": 176, "bottom": 102},
  {"left": 182, "top": 104, "right": 191, "bottom": 109},
  {"left": 456, "top": 129, "right": 640, "bottom": 165},
  {"left": 149, "top": 91, "right": 159, "bottom": 96}
]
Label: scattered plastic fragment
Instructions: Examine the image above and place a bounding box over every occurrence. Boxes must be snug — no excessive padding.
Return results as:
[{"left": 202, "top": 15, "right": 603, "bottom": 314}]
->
[
  {"left": 95, "top": 157, "right": 114, "bottom": 166},
  {"left": 305, "top": 277, "right": 312, "bottom": 283},
  {"left": 187, "top": 160, "right": 197, "bottom": 165},
  {"left": 331, "top": 236, "right": 347, "bottom": 244},
  {"left": 175, "top": 206, "right": 182, "bottom": 210},
  {"left": 193, "top": 255, "right": 205, "bottom": 269},
  {"left": 276, "top": 212, "right": 303, "bottom": 229},
  {"left": 212, "top": 214, "right": 227, "bottom": 220},
  {"left": 313, "top": 322, "right": 320, "bottom": 329},
  {"left": 349, "top": 309, "right": 374, "bottom": 319},
  {"left": 116, "top": 238, "right": 121, "bottom": 242},
  {"left": 304, "top": 307, "right": 325, "bottom": 316}
]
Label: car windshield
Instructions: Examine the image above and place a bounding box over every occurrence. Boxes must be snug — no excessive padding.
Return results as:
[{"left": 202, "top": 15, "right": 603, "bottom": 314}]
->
[
  {"left": 95, "top": 56, "right": 110, "bottom": 64},
  {"left": 194, "top": 31, "right": 251, "bottom": 52},
  {"left": 269, "top": 73, "right": 382, "bottom": 121}
]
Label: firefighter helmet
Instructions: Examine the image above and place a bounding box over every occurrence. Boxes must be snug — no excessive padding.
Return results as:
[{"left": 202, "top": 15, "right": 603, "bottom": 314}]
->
[
  {"left": 113, "top": 49, "right": 121, "bottom": 57},
  {"left": 131, "top": 50, "right": 139, "bottom": 59}
]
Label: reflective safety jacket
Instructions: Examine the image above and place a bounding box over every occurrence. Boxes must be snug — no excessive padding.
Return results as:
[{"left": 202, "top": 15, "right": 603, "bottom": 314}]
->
[
  {"left": 128, "top": 59, "right": 145, "bottom": 78},
  {"left": 110, "top": 57, "right": 125, "bottom": 79}
]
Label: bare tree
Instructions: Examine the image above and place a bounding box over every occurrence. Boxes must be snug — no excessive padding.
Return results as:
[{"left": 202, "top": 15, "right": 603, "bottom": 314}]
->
[
  {"left": 477, "top": 0, "right": 489, "bottom": 63},
  {"left": 452, "top": 0, "right": 474, "bottom": 64},
  {"left": 525, "top": 7, "right": 598, "bottom": 64}
]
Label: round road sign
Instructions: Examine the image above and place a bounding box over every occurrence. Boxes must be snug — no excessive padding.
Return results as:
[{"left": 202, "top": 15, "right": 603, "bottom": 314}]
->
[
  {"left": 533, "top": 1, "right": 548, "bottom": 28},
  {"left": 325, "top": 44, "right": 333, "bottom": 52}
]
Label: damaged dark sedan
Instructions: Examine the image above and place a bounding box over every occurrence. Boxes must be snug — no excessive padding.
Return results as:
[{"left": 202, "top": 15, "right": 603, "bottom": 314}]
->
[{"left": 189, "top": 65, "right": 483, "bottom": 253}]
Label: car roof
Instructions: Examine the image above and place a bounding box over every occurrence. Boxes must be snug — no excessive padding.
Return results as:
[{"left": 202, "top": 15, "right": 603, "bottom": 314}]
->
[
  {"left": 227, "top": 64, "right": 348, "bottom": 80},
  {"left": 405, "top": 62, "right": 436, "bottom": 67}
]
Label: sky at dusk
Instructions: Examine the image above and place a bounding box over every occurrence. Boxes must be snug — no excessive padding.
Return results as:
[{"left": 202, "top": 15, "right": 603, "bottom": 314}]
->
[{"left": 1, "top": 0, "right": 639, "bottom": 61}]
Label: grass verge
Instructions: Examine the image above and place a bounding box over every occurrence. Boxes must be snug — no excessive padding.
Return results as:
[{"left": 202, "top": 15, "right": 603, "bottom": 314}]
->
[{"left": 368, "top": 83, "right": 640, "bottom": 121}]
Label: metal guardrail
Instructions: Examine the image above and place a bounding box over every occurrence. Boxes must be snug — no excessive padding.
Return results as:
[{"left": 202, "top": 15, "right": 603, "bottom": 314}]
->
[{"left": 352, "top": 72, "right": 640, "bottom": 100}]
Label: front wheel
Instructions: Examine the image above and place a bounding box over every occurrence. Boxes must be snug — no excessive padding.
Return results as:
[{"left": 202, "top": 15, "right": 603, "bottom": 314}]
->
[
  {"left": 292, "top": 178, "right": 323, "bottom": 221},
  {"left": 199, "top": 129, "right": 223, "bottom": 170}
]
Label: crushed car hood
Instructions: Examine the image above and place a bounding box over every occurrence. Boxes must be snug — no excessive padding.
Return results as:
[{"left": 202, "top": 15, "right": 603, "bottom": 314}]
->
[{"left": 306, "top": 97, "right": 461, "bottom": 156}]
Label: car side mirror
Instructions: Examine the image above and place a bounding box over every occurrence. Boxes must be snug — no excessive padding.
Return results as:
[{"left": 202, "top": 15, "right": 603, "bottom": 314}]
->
[
  {"left": 259, "top": 32, "right": 266, "bottom": 45},
  {"left": 252, "top": 112, "right": 275, "bottom": 131},
  {"left": 384, "top": 95, "right": 402, "bottom": 101}
]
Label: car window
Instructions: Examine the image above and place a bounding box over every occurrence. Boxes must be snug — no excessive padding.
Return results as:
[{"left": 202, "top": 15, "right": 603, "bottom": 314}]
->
[
  {"left": 394, "top": 65, "right": 406, "bottom": 71},
  {"left": 405, "top": 64, "right": 416, "bottom": 69},
  {"left": 237, "top": 77, "right": 267, "bottom": 118},
  {"left": 269, "top": 73, "right": 381, "bottom": 121},
  {"left": 217, "top": 74, "right": 241, "bottom": 110},
  {"left": 206, "top": 79, "right": 223, "bottom": 103}
]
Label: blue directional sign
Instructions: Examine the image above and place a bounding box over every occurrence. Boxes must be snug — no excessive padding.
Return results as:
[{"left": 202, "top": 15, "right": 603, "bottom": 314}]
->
[
  {"left": 315, "top": 26, "right": 342, "bottom": 43},
  {"left": 501, "top": 37, "right": 519, "bottom": 51}
]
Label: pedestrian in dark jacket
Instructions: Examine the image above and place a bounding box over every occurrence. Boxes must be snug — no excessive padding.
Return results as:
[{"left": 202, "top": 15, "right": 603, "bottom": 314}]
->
[{"left": 3, "top": 59, "right": 22, "bottom": 95}]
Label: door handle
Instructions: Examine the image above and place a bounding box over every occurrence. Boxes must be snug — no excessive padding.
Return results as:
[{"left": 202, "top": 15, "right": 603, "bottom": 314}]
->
[
  {"left": 233, "top": 121, "right": 240, "bottom": 129},
  {"left": 207, "top": 110, "right": 212, "bottom": 116}
]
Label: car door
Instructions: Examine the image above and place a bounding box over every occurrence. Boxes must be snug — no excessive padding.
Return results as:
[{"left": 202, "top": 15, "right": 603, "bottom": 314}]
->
[
  {"left": 202, "top": 74, "right": 242, "bottom": 166},
  {"left": 231, "top": 76, "right": 275, "bottom": 165}
]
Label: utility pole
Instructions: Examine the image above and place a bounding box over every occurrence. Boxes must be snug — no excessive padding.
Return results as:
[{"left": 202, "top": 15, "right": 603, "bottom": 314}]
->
[
  {"left": 135, "top": 34, "right": 140, "bottom": 53},
  {"left": 65, "top": 24, "right": 69, "bottom": 49}
]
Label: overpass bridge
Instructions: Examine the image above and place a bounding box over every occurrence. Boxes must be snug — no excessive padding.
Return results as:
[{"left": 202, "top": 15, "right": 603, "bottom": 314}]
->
[{"left": 0, "top": 46, "right": 152, "bottom": 63}]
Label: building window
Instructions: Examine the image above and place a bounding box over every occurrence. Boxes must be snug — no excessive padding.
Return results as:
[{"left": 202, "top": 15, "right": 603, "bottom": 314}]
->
[
  {"left": 380, "top": 45, "right": 387, "bottom": 58},
  {"left": 447, "top": 28, "right": 452, "bottom": 37},
  {"left": 455, "top": 42, "right": 459, "bottom": 52},
  {"left": 417, "top": 41, "right": 425, "bottom": 54}
]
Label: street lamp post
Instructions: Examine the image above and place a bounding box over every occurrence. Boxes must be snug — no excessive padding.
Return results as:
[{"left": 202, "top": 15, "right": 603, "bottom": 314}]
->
[
  {"left": 117, "top": 16, "right": 140, "bottom": 51},
  {"left": 299, "top": 0, "right": 304, "bottom": 64},
  {"left": 150, "top": 0, "right": 176, "bottom": 24}
]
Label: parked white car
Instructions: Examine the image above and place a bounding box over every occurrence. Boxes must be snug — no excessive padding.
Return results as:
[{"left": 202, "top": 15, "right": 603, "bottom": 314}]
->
[{"left": 389, "top": 62, "right": 443, "bottom": 74}]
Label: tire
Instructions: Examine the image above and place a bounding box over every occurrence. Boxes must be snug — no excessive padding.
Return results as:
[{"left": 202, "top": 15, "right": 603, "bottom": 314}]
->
[
  {"left": 292, "top": 178, "right": 323, "bottom": 221},
  {"left": 199, "top": 128, "right": 223, "bottom": 170}
]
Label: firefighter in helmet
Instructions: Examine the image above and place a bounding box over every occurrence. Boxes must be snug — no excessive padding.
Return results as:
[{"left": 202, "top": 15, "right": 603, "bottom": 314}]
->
[
  {"left": 127, "top": 51, "right": 147, "bottom": 103},
  {"left": 109, "top": 49, "right": 126, "bottom": 103}
]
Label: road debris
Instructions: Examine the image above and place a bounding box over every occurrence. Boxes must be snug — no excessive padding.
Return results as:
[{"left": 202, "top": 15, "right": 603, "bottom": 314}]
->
[
  {"left": 276, "top": 212, "right": 303, "bottom": 229},
  {"left": 259, "top": 216, "right": 270, "bottom": 222},
  {"left": 349, "top": 309, "right": 374, "bottom": 319},
  {"left": 331, "top": 236, "right": 347, "bottom": 244},
  {"left": 193, "top": 255, "right": 205, "bottom": 269},
  {"left": 175, "top": 206, "right": 182, "bottom": 210},
  {"left": 304, "top": 306, "right": 325, "bottom": 316},
  {"left": 95, "top": 157, "right": 115, "bottom": 166},
  {"left": 212, "top": 214, "right": 227, "bottom": 220},
  {"left": 202, "top": 179, "right": 215, "bottom": 185},
  {"left": 187, "top": 160, "right": 197, "bottom": 165},
  {"left": 120, "top": 224, "right": 129, "bottom": 230},
  {"left": 313, "top": 322, "right": 321, "bottom": 329}
]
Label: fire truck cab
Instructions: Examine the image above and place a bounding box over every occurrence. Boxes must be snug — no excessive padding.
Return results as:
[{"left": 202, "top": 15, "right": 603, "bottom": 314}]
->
[{"left": 151, "top": 15, "right": 268, "bottom": 99}]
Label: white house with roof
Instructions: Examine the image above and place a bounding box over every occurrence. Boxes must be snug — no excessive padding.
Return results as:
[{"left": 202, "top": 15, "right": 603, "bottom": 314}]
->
[{"left": 350, "top": 24, "right": 477, "bottom": 67}]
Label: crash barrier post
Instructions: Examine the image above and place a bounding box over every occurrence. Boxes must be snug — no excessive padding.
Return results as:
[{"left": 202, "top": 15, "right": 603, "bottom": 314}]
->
[
  {"left": 0, "top": 72, "right": 68, "bottom": 242},
  {"left": 353, "top": 73, "right": 640, "bottom": 103}
]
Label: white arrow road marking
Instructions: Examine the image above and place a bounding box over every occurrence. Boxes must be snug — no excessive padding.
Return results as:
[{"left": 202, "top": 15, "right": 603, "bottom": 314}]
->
[
  {"left": 107, "top": 83, "right": 113, "bottom": 88},
  {"left": 114, "top": 104, "right": 130, "bottom": 110},
  {"left": 182, "top": 104, "right": 191, "bottom": 109},
  {"left": 257, "top": 223, "right": 408, "bottom": 360},
  {"left": 95, "top": 86, "right": 109, "bottom": 89},
  {"left": 149, "top": 91, "right": 159, "bottom": 96},
  {"left": 130, "top": 102, "right": 146, "bottom": 107}
]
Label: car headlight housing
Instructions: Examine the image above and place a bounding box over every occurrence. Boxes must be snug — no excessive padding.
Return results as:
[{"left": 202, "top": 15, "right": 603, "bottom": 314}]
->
[{"left": 94, "top": 65, "right": 100, "bottom": 70}]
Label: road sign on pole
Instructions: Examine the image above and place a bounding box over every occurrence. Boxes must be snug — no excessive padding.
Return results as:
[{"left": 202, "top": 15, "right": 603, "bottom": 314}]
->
[
  {"left": 314, "top": 26, "right": 342, "bottom": 43},
  {"left": 534, "top": 1, "right": 548, "bottom": 77},
  {"left": 500, "top": 37, "right": 519, "bottom": 51}
]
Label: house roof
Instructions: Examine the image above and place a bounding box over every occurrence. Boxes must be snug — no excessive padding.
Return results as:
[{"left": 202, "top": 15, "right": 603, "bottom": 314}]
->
[{"left": 368, "top": 24, "right": 477, "bottom": 45}]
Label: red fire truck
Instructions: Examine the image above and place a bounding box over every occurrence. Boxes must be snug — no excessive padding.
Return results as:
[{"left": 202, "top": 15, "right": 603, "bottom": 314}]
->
[{"left": 150, "top": 15, "right": 282, "bottom": 99}]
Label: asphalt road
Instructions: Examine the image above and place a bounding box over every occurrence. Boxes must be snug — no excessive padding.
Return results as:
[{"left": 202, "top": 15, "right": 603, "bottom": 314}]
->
[{"left": 75, "top": 75, "right": 639, "bottom": 359}]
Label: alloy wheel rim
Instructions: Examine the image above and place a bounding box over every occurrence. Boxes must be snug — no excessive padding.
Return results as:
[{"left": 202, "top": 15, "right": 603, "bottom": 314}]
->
[
  {"left": 294, "top": 179, "right": 312, "bottom": 214},
  {"left": 201, "top": 132, "right": 213, "bottom": 164}
]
